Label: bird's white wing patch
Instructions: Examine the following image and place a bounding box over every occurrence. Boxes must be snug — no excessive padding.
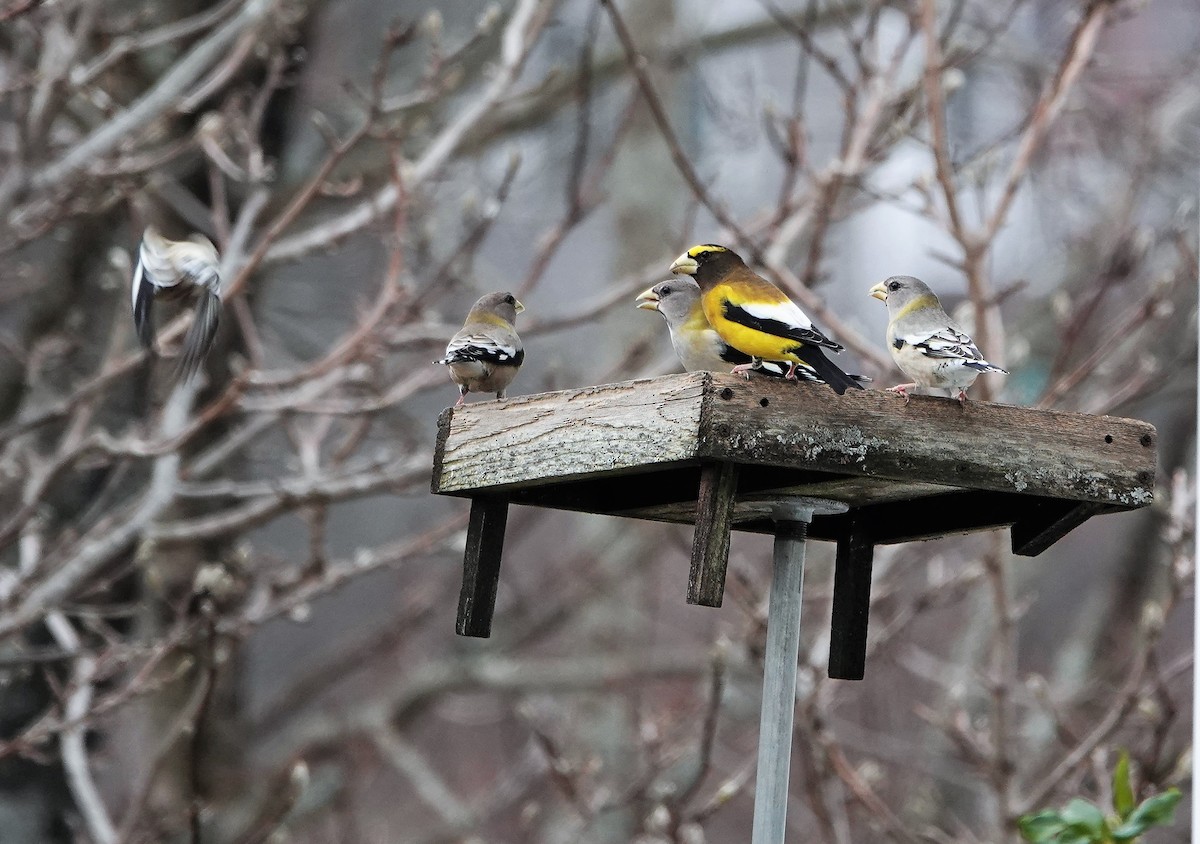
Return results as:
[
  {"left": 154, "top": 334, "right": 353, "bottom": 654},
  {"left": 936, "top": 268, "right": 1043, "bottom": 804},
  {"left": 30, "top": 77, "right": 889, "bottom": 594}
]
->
[
  {"left": 900, "top": 326, "right": 985, "bottom": 361},
  {"left": 736, "top": 299, "right": 813, "bottom": 331},
  {"left": 136, "top": 241, "right": 180, "bottom": 292},
  {"left": 440, "top": 332, "right": 520, "bottom": 365}
]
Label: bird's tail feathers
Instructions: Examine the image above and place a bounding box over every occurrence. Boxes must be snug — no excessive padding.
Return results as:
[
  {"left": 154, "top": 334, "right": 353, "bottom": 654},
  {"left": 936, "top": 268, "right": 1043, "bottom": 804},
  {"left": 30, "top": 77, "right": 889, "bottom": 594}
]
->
[
  {"left": 175, "top": 288, "right": 221, "bottom": 382},
  {"left": 795, "top": 345, "right": 866, "bottom": 395},
  {"left": 963, "top": 360, "right": 1008, "bottom": 374}
]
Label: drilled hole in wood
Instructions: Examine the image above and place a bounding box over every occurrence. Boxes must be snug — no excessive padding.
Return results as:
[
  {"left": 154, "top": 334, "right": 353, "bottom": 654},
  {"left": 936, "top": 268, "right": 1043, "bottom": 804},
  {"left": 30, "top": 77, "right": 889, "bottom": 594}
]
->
[
  {"left": 1104, "top": 435, "right": 1114, "bottom": 444},
  {"left": 759, "top": 398, "right": 770, "bottom": 407},
  {"left": 720, "top": 388, "right": 733, "bottom": 400},
  {"left": 1141, "top": 434, "right": 1153, "bottom": 447}
]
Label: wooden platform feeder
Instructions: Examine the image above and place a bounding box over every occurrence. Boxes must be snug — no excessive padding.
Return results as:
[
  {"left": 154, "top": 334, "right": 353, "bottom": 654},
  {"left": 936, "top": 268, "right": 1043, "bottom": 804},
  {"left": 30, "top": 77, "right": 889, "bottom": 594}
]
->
[{"left": 431, "top": 372, "right": 1156, "bottom": 842}]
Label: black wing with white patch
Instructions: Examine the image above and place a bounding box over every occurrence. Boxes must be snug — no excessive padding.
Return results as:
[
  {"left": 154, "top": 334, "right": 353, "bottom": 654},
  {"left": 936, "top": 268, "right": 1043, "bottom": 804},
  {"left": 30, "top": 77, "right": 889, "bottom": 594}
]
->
[
  {"left": 437, "top": 333, "right": 524, "bottom": 367},
  {"left": 902, "top": 326, "right": 985, "bottom": 362},
  {"left": 721, "top": 301, "right": 843, "bottom": 351},
  {"left": 131, "top": 259, "right": 157, "bottom": 350}
]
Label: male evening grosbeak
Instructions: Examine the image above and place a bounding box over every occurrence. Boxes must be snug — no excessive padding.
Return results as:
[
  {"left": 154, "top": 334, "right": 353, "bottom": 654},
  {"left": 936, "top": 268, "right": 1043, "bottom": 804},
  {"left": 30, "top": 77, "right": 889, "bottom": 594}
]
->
[
  {"left": 132, "top": 226, "right": 222, "bottom": 381},
  {"left": 636, "top": 277, "right": 869, "bottom": 387},
  {"left": 868, "top": 275, "right": 1007, "bottom": 404},
  {"left": 435, "top": 292, "right": 525, "bottom": 408},
  {"left": 669, "top": 244, "right": 864, "bottom": 394}
]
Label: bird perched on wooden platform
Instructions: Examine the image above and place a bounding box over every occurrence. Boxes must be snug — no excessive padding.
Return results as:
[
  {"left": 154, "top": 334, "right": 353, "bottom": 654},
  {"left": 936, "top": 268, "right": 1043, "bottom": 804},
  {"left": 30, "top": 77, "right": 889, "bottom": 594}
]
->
[
  {"left": 636, "top": 278, "right": 869, "bottom": 387},
  {"left": 132, "top": 226, "right": 222, "bottom": 382},
  {"left": 869, "top": 275, "right": 1007, "bottom": 404},
  {"left": 435, "top": 292, "right": 525, "bottom": 408},
  {"left": 668, "top": 244, "right": 865, "bottom": 394}
]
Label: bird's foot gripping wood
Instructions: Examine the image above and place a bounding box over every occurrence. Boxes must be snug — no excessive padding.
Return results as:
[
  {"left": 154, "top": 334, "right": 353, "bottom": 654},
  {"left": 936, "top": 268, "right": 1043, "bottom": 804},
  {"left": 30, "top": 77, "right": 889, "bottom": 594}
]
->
[
  {"left": 454, "top": 390, "right": 468, "bottom": 409},
  {"left": 729, "top": 362, "right": 757, "bottom": 380},
  {"left": 886, "top": 383, "right": 916, "bottom": 405},
  {"left": 956, "top": 389, "right": 968, "bottom": 406},
  {"left": 783, "top": 362, "right": 802, "bottom": 381}
]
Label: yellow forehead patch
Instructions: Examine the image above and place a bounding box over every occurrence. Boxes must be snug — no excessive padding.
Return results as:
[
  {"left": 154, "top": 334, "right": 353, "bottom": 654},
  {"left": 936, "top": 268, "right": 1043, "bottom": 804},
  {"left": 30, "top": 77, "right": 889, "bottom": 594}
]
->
[{"left": 688, "top": 244, "right": 728, "bottom": 258}]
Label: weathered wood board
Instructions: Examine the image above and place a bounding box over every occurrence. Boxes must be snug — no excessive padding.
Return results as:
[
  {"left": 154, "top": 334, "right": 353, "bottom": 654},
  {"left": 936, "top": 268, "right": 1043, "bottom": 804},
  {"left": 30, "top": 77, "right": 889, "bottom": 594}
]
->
[
  {"left": 433, "top": 371, "right": 1157, "bottom": 513},
  {"left": 434, "top": 375, "right": 707, "bottom": 493}
]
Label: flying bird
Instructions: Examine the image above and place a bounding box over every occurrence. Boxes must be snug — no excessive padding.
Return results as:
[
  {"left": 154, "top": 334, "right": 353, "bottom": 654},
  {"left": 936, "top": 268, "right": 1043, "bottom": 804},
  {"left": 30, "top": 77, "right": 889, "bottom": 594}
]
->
[
  {"left": 869, "top": 275, "right": 1007, "bottom": 404},
  {"left": 132, "top": 226, "right": 222, "bottom": 382},
  {"left": 435, "top": 292, "right": 525, "bottom": 408},
  {"left": 669, "top": 244, "right": 864, "bottom": 394}
]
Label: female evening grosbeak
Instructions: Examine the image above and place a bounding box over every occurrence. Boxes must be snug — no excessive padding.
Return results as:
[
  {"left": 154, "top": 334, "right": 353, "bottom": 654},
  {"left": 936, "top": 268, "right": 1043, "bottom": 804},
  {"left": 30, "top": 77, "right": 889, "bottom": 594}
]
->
[
  {"left": 132, "top": 226, "right": 223, "bottom": 382},
  {"left": 435, "top": 292, "right": 525, "bottom": 408},
  {"left": 868, "top": 275, "right": 1006, "bottom": 404},
  {"left": 636, "top": 277, "right": 869, "bottom": 387},
  {"left": 668, "top": 244, "right": 864, "bottom": 394}
]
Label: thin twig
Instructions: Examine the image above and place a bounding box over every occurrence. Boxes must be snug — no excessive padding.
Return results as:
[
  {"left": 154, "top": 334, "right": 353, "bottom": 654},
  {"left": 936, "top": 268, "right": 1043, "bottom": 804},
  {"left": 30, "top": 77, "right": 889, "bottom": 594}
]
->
[{"left": 262, "top": 0, "right": 554, "bottom": 264}]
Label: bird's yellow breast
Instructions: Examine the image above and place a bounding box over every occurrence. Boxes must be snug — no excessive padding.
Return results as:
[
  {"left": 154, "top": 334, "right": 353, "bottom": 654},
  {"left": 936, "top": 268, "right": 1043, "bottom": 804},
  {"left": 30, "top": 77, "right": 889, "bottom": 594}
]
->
[{"left": 700, "top": 285, "right": 802, "bottom": 362}]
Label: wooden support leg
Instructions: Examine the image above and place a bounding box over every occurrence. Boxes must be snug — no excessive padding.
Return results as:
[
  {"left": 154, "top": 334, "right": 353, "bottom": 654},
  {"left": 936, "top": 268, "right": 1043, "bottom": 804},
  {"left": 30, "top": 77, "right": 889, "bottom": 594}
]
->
[
  {"left": 1011, "top": 501, "right": 1105, "bottom": 557},
  {"left": 456, "top": 497, "right": 509, "bottom": 638},
  {"left": 689, "top": 461, "right": 739, "bottom": 607},
  {"left": 829, "top": 521, "right": 874, "bottom": 681}
]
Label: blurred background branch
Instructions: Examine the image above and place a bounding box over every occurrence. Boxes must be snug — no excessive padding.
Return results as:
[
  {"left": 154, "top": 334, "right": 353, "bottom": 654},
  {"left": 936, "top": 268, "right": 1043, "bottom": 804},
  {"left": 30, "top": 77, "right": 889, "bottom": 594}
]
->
[{"left": 0, "top": 0, "right": 1193, "bottom": 841}]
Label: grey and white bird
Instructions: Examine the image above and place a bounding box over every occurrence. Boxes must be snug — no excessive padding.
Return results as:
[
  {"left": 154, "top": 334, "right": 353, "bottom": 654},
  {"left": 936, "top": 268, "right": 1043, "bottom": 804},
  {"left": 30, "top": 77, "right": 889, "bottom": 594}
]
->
[
  {"left": 869, "top": 275, "right": 1007, "bottom": 404},
  {"left": 132, "top": 226, "right": 222, "bottom": 381},
  {"left": 636, "top": 278, "right": 869, "bottom": 386},
  {"left": 434, "top": 292, "right": 525, "bottom": 408}
]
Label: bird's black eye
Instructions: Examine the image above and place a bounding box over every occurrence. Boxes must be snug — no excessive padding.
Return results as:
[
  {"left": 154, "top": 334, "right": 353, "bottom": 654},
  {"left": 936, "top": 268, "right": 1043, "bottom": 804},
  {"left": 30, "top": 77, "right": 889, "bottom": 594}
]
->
[
  {"left": 887, "top": 280, "right": 902, "bottom": 292},
  {"left": 504, "top": 294, "right": 515, "bottom": 304},
  {"left": 660, "top": 285, "right": 672, "bottom": 296}
]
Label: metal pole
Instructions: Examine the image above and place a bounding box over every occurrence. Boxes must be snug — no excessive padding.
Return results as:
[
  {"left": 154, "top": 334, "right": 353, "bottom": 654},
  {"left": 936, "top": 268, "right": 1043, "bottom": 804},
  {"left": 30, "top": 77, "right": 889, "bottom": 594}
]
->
[
  {"left": 751, "top": 515, "right": 809, "bottom": 844},
  {"left": 750, "top": 497, "right": 846, "bottom": 844}
]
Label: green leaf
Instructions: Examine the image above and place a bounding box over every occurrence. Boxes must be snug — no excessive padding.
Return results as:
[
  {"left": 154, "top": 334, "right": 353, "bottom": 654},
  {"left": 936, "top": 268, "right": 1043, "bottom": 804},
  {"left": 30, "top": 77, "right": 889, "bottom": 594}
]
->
[
  {"left": 1111, "top": 789, "right": 1183, "bottom": 839},
  {"left": 1019, "top": 811, "right": 1068, "bottom": 842},
  {"left": 1061, "top": 798, "right": 1108, "bottom": 837},
  {"left": 1059, "top": 831, "right": 1100, "bottom": 844},
  {"left": 1113, "top": 751, "right": 1135, "bottom": 820},
  {"left": 1133, "top": 789, "right": 1183, "bottom": 824}
]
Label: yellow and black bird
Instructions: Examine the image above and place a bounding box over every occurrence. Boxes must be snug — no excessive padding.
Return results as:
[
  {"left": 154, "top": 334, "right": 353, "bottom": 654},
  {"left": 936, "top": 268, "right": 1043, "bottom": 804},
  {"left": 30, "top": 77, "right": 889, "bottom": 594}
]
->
[
  {"left": 132, "top": 226, "right": 222, "bottom": 381},
  {"left": 434, "top": 292, "right": 525, "bottom": 408},
  {"left": 669, "top": 244, "right": 864, "bottom": 394},
  {"left": 636, "top": 277, "right": 869, "bottom": 386}
]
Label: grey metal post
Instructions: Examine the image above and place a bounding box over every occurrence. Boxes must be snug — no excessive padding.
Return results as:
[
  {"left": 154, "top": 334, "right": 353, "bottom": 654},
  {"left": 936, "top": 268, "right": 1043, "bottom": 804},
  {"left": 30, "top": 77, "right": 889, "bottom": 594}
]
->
[{"left": 751, "top": 498, "right": 846, "bottom": 844}]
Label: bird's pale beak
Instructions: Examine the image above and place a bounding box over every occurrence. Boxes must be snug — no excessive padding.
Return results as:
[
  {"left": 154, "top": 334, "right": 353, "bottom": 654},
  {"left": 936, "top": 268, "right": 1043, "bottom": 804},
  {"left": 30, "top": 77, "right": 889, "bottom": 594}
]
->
[
  {"left": 635, "top": 287, "right": 661, "bottom": 311},
  {"left": 868, "top": 282, "right": 887, "bottom": 301},
  {"left": 670, "top": 252, "right": 698, "bottom": 276},
  {"left": 513, "top": 299, "right": 525, "bottom": 314}
]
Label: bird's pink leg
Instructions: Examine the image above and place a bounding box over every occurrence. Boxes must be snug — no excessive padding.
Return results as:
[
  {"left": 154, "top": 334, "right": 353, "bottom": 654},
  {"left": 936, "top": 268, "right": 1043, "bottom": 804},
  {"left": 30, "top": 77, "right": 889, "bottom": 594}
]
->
[
  {"left": 454, "top": 391, "right": 468, "bottom": 408},
  {"left": 729, "top": 363, "right": 756, "bottom": 380},
  {"left": 784, "top": 362, "right": 800, "bottom": 381},
  {"left": 886, "top": 383, "right": 918, "bottom": 405},
  {"left": 956, "top": 389, "right": 968, "bottom": 405}
]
